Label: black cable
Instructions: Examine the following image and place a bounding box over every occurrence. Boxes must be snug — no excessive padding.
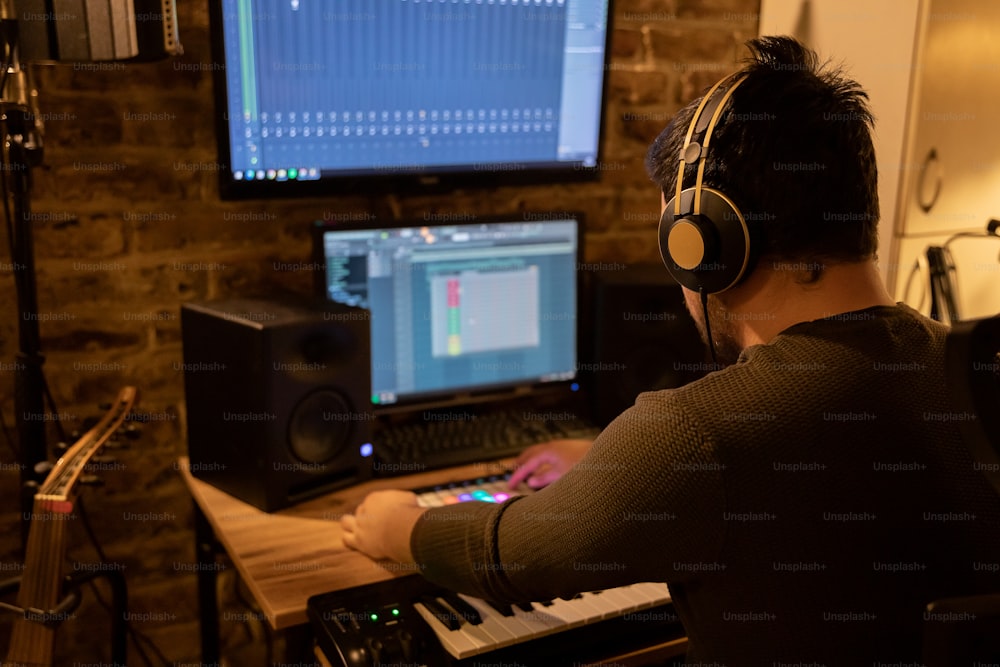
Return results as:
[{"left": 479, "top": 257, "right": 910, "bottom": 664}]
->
[
  {"left": 41, "top": 378, "right": 67, "bottom": 443},
  {"left": 700, "top": 287, "right": 717, "bottom": 364},
  {"left": 76, "top": 497, "right": 169, "bottom": 666}
]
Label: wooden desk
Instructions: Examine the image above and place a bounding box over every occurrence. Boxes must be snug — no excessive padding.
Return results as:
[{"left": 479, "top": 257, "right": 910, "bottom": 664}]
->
[
  {"left": 178, "top": 456, "right": 514, "bottom": 660},
  {"left": 179, "top": 456, "right": 687, "bottom": 666}
]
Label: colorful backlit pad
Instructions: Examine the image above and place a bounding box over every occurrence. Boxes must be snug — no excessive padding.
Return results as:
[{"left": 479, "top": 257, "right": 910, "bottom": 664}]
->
[{"left": 413, "top": 473, "right": 524, "bottom": 508}]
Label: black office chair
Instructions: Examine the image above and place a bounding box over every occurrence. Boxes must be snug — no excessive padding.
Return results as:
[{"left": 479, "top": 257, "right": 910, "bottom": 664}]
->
[{"left": 923, "top": 315, "right": 1000, "bottom": 666}]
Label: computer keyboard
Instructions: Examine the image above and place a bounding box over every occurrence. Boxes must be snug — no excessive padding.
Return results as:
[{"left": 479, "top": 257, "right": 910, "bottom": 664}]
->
[{"left": 371, "top": 409, "right": 599, "bottom": 475}]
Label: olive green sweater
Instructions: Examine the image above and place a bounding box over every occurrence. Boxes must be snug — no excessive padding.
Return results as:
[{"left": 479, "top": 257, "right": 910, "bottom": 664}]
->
[{"left": 411, "top": 304, "right": 1000, "bottom": 664}]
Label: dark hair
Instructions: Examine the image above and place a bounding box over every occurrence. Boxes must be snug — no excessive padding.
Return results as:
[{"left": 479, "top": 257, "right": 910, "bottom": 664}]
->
[{"left": 645, "top": 36, "right": 879, "bottom": 278}]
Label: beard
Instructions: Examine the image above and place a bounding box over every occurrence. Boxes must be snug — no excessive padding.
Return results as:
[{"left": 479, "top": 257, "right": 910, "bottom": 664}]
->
[{"left": 683, "top": 289, "right": 744, "bottom": 368}]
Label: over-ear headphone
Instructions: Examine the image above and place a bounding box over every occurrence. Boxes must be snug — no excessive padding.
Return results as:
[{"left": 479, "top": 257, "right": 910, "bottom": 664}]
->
[{"left": 658, "top": 72, "right": 752, "bottom": 295}]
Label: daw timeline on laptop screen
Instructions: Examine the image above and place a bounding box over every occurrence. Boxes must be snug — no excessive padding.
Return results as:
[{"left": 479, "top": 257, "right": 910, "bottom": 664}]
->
[{"left": 315, "top": 216, "right": 580, "bottom": 408}]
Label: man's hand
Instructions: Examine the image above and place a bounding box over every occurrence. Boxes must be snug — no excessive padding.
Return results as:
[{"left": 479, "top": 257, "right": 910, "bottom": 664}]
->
[
  {"left": 340, "top": 490, "right": 428, "bottom": 563},
  {"left": 508, "top": 439, "right": 593, "bottom": 490}
]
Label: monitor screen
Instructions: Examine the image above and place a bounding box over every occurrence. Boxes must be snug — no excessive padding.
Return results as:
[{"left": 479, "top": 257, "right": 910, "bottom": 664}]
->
[
  {"left": 209, "top": 0, "right": 613, "bottom": 199},
  {"left": 313, "top": 215, "right": 581, "bottom": 408}
]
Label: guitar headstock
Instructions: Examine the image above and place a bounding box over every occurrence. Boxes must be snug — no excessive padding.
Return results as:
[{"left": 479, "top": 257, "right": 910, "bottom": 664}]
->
[{"left": 36, "top": 386, "right": 139, "bottom": 507}]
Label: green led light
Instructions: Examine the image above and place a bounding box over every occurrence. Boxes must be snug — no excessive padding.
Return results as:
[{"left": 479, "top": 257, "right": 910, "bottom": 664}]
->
[
  {"left": 392, "top": 608, "right": 400, "bottom": 617},
  {"left": 371, "top": 394, "right": 380, "bottom": 404},
  {"left": 370, "top": 613, "right": 379, "bottom": 622},
  {"left": 289, "top": 168, "right": 299, "bottom": 179}
]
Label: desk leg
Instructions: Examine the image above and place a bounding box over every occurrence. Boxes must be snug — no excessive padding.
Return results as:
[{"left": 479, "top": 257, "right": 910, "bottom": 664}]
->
[{"left": 194, "top": 500, "right": 221, "bottom": 665}]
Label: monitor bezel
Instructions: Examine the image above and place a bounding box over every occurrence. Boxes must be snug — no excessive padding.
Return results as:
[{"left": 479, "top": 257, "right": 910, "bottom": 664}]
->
[
  {"left": 207, "top": 0, "right": 615, "bottom": 200},
  {"left": 310, "top": 213, "right": 587, "bottom": 413}
]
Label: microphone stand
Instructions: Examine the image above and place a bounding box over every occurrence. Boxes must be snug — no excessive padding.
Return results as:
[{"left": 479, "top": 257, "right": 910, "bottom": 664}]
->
[
  {"left": 1, "top": 27, "right": 47, "bottom": 551},
  {"left": 926, "top": 219, "right": 1000, "bottom": 326}
]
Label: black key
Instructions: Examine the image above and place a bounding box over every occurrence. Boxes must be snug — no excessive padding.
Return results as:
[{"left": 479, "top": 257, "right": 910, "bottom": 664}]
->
[
  {"left": 441, "top": 592, "right": 483, "bottom": 625},
  {"left": 484, "top": 599, "right": 515, "bottom": 617},
  {"left": 418, "top": 595, "right": 462, "bottom": 631},
  {"left": 515, "top": 601, "right": 535, "bottom": 613}
]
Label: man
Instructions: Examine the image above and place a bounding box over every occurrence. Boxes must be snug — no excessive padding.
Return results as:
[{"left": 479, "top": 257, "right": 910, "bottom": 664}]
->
[{"left": 341, "top": 36, "right": 1000, "bottom": 664}]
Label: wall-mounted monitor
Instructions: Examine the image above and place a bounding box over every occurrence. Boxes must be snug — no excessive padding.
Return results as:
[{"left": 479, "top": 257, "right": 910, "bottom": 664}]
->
[{"left": 209, "top": 0, "right": 614, "bottom": 199}]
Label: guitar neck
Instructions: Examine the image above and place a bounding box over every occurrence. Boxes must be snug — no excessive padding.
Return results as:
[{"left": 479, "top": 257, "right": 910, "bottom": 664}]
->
[
  {"left": 4, "top": 497, "right": 74, "bottom": 667},
  {"left": 2, "top": 386, "right": 137, "bottom": 667}
]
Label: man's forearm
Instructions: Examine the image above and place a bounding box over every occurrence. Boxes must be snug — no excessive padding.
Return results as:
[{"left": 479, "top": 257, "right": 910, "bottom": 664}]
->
[{"left": 389, "top": 504, "right": 429, "bottom": 564}]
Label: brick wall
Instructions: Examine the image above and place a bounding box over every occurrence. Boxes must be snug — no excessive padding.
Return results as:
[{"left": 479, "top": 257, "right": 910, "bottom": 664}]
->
[{"left": 0, "top": 0, "right": 759, "bottom": 662}]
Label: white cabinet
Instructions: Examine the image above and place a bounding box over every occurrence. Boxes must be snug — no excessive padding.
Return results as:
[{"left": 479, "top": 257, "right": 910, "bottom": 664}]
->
[{"left": 759, "top": 0, "right": 1000, "bottom": 319}]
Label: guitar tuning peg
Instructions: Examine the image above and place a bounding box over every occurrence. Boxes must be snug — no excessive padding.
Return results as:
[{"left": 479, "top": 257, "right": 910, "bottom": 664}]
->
[
  {"left": 79, "top": 475, "right": 104, "bottom": 487},
  {"left": 34, "top": 460, "right": 54, "bottom": 476},
  {"left": 53, "top": 441, "right": 69, "bottom": 455}
]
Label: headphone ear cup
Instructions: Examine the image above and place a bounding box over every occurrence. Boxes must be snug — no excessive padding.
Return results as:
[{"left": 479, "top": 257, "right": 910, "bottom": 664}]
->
[{"left": 659, "top": 187, "right": 752, "bottom": 294}]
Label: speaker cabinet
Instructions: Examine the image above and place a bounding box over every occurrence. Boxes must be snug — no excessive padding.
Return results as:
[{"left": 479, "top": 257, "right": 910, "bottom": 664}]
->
[
  {"left": 181, "top": 297, "right": 373, "bottom": 511},
  {"left": 584, "top": 264, "right": 708, "bottom": 427}
]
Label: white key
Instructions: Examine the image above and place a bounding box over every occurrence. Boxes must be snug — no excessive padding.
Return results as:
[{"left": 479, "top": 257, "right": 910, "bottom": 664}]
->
[
  {"left": 455, "top": 595, "right": 523, "bottom": 650},
  {"left": 532, "top": 596, "right": 592, "bottom": 628},
  {"left": 589, "top": 587, "right": 642, "bottom": 615},
  {"left": 506, "top": 601, "right": 569, "bottom": 641},
  {"left": 630, "top": 582, "right": 672, "bottom": 605},
  {"left": 413, "top": 601, "right": 484, "bottom": 659},
  {"left": 575, "top": 591, "right": 622, "bottom": 621}
]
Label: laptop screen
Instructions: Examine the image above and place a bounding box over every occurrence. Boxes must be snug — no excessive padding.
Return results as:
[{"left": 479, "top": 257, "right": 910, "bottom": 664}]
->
[{"left": 313, "top": 215, "right": 581, "bottom": 408}]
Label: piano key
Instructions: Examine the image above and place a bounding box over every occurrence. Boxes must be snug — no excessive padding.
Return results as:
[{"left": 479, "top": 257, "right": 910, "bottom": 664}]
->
[
  {"left": 502, "top": 600, "right": 570, "bottom": 639},
  {"left": 462, "top": 596, "right": 562, "bottom": 650},
  {"left": 309, "top": 575, "right": 680, "bottom": 665},
  {"left": 455, "top": 595, "right": 524, "bottom": 651},
  {"left": 559, "top": 591, "right": 617, "bottom": 621},
  {"left": 587, "top": 587, "right": 643, "bottom": 616},
  {"left": 413, "top": 601, "right": 486, "bottom": 659},
  {"left": 629, "top": 582, "right": 672, "bottom": 605},
  {"left": 464, "top": 595, "right": 562, "bottom": 648},
  {"left": 439, "top": 592, "right": 483, "bottom": 625},
  {"left": 419, "top": 595, "right": 533, "bottom": 659},
  {"left": 417, "top": 595, "right": 462, "bottom": 631},
  {"left": 484, "top": 599, "right": 514, "bottom": 617},
  {"left": 530, "top": 595, "right": 594, "bottom": 628}
]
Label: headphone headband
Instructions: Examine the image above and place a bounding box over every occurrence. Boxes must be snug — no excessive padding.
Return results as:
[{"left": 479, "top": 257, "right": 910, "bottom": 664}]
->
[
  {"left": 674, "top": 73, "right": 748, "bottom": 219},
  {"left": 659, "top": 71, "right": 754, "bottom": 296}
]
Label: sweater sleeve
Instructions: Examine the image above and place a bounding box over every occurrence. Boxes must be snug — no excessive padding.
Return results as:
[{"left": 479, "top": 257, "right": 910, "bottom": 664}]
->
[{"left": 409, "top": 391, "right": 727, "bottom": 602}]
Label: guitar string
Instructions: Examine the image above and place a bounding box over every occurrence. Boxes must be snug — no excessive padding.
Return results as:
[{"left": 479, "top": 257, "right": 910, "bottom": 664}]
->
[{"left": 9, "top": 394, "right": 131, "bottom": 663}]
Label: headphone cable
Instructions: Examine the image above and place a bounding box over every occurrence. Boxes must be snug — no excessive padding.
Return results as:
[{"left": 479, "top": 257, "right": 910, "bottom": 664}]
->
[{"left": 701, "top": 287, "right": 717, "bottom": 364}]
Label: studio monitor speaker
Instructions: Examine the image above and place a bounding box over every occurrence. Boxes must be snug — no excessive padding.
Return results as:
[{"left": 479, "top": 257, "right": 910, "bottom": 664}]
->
[
  {"left": 585, "top": 264, "right": 709, "bottom": 427},
  {"left": 181, "top": 297, "right": 373, "bottom": 511}
]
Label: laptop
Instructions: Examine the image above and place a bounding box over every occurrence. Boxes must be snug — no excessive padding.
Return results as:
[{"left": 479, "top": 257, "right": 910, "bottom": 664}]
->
[{"left": 311, "top": 213, "right": 597, "bottom": 473}]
